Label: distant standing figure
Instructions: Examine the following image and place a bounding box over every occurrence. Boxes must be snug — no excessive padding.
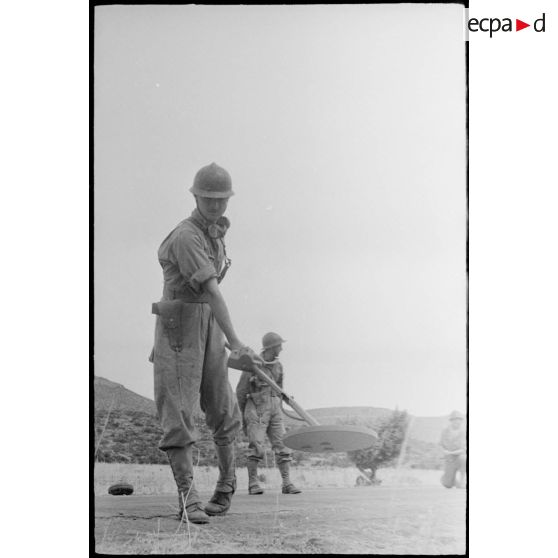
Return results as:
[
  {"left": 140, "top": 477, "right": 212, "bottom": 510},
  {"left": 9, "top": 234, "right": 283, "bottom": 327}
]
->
[
  {"left": 236, "top": 332, "right": 301, "bottom": 495},
  {"left": 440, "top": 410, "right": 466, "bottom": 488}
]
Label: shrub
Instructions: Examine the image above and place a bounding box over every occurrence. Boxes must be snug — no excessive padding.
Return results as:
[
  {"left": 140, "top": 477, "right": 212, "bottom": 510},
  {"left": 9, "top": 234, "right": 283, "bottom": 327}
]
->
[{"left": 347, "top": 410, "right": 410, "bottom": 482}]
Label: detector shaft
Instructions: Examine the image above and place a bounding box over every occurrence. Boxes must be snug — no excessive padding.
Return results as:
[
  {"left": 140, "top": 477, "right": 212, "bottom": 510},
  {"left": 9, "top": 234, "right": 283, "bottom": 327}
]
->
[{"left": 248, "top": 362, "right": 320, "bottom": 426}]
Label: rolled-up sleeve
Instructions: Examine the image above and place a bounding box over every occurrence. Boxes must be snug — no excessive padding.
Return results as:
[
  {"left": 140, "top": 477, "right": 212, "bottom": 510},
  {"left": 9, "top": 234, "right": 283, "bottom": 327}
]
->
[{"left": 172, "top": 229, "right": 218, "bottom": 293}]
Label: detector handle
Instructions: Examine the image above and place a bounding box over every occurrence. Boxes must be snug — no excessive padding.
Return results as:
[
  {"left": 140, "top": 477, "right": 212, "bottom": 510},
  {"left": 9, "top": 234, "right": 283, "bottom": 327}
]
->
[{"left": 227, "top": 348, "right": 320, "bottom": 427}]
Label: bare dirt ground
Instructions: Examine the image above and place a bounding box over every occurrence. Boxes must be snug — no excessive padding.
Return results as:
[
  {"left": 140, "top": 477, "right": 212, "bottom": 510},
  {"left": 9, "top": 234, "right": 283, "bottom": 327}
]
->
[{"left": 95, "top": 485, "right": 466, "bottom": 554}]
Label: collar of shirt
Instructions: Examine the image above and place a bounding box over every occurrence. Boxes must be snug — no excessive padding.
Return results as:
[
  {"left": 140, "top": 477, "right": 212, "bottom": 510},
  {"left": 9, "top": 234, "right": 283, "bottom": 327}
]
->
[
  {"left": 259, "top": 353, "right": 280, "bottom": 365},
  {"left": 188, "top": 208, "right": 230, "bottom": 239},
  {"left": 188, "top": 208, "right": 213, "bottom": 232}
]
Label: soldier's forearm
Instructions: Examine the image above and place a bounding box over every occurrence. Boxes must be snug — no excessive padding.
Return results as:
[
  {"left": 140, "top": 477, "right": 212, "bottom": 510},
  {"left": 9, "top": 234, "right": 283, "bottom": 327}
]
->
[
  {"left": 208, "top": 293, "right": 241, "bottom": 348},
  {"left": 204, "top": 279, "right": 242, "bottom": 349}
]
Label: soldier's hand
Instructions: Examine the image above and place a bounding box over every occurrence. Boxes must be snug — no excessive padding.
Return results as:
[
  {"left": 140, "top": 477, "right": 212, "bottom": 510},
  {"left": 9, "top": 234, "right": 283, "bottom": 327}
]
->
[
  {"left": 227, "top": 340, "right": 246, "bottom": 351},
  {"left": 226, "top": 342, "right": 260, "bottom": 360},
  {"left": 240, "top": 345, "right": 264, "bottom": 364}
]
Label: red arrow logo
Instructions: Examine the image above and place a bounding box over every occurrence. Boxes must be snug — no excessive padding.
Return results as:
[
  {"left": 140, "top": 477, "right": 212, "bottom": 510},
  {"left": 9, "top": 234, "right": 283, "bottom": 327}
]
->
[{"left": 516, "top": 19, "right": 530, "bottom": 31}]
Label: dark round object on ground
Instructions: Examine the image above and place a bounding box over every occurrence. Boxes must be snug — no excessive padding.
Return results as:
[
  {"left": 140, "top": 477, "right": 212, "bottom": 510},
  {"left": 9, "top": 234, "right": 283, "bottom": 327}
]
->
[{"left": 108, "top": 482, "right": 134, "bottom": 496}]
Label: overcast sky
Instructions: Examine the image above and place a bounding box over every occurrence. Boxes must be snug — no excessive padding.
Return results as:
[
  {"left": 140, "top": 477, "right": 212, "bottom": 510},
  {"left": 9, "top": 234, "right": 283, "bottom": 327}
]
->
[{"left": 94, "top": 4, "right": 466, "bottom": 417}]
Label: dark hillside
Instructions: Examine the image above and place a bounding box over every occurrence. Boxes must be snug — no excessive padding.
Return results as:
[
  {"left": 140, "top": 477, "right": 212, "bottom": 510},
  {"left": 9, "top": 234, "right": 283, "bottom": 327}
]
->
[{"left": 94, "top": 375, "right": 452, "bottom": 468}]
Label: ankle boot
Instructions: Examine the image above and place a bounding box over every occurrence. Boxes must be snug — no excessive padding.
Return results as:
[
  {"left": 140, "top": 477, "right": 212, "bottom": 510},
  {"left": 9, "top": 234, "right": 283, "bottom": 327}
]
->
[
  {"left": 166, "top": 446, "right": 210, "bottom": 524},
  {"left": 247, "top": 459, "right": 264, "bottom": 495},
  {"left": 277, "top": 460, "right": 301, "bottom": 494},
  {"left": 205, "top": 444, "right": 236, "bottom": 516}
]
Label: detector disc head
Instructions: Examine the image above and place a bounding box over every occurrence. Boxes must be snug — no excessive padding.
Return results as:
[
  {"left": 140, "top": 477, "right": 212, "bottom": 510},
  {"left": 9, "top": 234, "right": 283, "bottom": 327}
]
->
[{"left": 283, "top": 424, "right": 378, "bottom": 453}]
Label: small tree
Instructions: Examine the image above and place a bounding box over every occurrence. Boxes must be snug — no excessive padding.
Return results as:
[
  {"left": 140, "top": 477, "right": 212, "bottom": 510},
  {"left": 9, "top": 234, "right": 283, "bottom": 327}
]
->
[{"left": 348, "top": 410, "right": 409, "bottom": 484}]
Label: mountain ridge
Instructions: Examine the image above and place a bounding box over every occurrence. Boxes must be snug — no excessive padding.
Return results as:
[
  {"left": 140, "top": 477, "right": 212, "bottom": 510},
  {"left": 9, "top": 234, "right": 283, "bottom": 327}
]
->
[{"left": 94, "top": 375, "right": 453, "bottom": 444}]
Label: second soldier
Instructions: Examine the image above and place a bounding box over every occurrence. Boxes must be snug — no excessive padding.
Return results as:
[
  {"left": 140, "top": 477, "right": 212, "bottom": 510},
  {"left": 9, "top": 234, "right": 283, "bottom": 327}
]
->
[{"left": 236, "top": 332, "right": 301, "bottom": 495}]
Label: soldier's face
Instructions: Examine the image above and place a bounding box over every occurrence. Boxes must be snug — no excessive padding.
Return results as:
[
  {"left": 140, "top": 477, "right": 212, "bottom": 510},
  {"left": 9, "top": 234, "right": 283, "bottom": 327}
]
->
[
  {"left": 271, "top": 344, "right": 282, "bottom": 357},
  {"left": 197, "top": 196, "right": 229, "bottom": 222}
]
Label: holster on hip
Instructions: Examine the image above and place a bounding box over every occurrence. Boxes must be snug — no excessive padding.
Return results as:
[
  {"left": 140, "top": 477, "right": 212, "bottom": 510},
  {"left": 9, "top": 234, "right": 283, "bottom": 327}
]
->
[{"left": 152, "top": 300, "right": 185, "bottom": 352}]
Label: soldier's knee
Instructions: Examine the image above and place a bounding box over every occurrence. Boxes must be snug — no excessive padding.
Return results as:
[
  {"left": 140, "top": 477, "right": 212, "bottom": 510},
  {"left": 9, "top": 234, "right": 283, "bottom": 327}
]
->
[
  {"left": 275, "top": 451, "right": 292, "bottom": 464},
  {"left": 248, "top": 443, "right": 265, "bottom": 459},
  {"left": 213, "top": 433, "right": 237, "bottom": 446},
  {"left": 212, "top": 414, "right": 242, "bottom": 445}
]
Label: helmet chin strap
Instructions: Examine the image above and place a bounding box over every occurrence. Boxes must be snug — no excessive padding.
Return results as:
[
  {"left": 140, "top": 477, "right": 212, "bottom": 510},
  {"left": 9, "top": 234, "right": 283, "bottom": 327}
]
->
[{"left": 192, "top": 200, "right": 232, "bottom": 282}]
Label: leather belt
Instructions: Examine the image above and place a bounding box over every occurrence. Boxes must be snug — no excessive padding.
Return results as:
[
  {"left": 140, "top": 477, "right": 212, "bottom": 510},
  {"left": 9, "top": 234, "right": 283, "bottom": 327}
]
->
[
  {"left": 172, "top": 294, "right": 210, "bottom": 303},
  {"left": 165, "top": 289, "right": 211, "bottom": 303},
  {"left": 250, "top": 390, "right": 278, "bottom": 398}
]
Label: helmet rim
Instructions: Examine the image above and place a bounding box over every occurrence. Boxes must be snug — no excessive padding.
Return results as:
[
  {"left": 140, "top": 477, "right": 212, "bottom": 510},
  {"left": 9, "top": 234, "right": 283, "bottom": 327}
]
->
[
  {"left": 261, "top": 332, "right": 286, "bottom": 350},
  {"left": 189, "top": 185, "right": 235, "bottom": 198}
]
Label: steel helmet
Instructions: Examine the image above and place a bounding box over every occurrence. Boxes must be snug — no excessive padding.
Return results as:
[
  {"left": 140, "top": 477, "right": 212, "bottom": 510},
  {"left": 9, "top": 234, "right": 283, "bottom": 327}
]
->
[
  {"left": 449, "top": 410, "right": 464, "bottom": 421},
  {"left": 190, "top": 163, "right": 234, "bottom": 198},
  {"left": 262, "top": 332, "right": 286, "bottom": 350}
]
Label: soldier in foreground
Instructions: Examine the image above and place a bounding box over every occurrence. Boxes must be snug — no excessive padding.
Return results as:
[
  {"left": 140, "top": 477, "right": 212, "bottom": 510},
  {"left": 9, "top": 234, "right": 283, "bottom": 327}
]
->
[
  {"left": 440, "top": 410, "right": 467, "bottom": 489},
  {"left": 236, "top": 332, "right": 302, "bottom": 495},
  {"left": 151, "top": 163, "right": 248, "bottom": 524}
]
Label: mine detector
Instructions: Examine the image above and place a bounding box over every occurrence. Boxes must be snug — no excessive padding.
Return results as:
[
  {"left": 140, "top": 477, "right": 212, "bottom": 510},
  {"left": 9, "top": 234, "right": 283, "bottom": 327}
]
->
[
  {"left": 227, "top": 347, "right": 378, "bottom": 453},
  {"left": 108, "top": 347, "right": 378, "bottom": 496}
]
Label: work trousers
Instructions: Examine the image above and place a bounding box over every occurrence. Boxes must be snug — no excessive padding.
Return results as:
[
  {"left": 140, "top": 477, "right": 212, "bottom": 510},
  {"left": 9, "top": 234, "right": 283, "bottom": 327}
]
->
[
  {"left": 441, "top": 453, "right": 467, "bottom": 488},
  {"left": 244, "top": 393, "right": 291, "bottom": 464},
  {"left": 153, "top": 302, "right": 241, "bottom": 450}
]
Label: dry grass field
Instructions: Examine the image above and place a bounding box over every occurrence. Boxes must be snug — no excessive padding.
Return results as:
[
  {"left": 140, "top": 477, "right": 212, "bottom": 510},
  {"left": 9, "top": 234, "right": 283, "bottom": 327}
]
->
[
  {"left": 94, "top": 462, "right": 443, "bottom": 496},
  {"left": 94, "top": 464, "right": 465, "bottom": 554}
]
